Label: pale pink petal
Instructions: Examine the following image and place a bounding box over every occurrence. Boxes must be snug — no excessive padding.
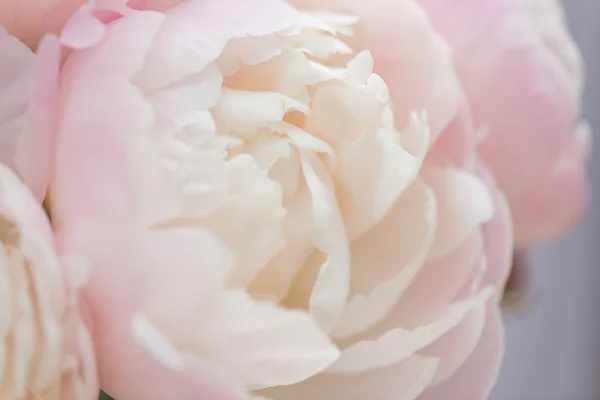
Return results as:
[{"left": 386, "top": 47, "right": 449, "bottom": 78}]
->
[
  {"left": 67, "top": 226, "right": 249, "bottom": 400},
  {"left": 386, "top": 233, "right": 485, "bottom": 329},
  {"left": 51, "top": 11, "right": 165, "bottom": 228},
  {"left": 419, "top": 165, "right": 512, "bottom": 388},
  {"left": 512, "top": 123, "right": 591, "bottom": 244},
  {"left": 428, "top": 101, "right": 477, "bottom": 169},
  {"left": 419, "top": 303, "right": 504, "bottom": 400},
  {"left": 419, "top": 305, "right": 486, "bottom": 385},
  {"left": 0, "top": 28, "right": 59, "bottom": 202},
  {"left": 59, "top": 3, "right": 109, "bottom": 48},
  {"left": 14, "top": 34, "right": 61, "bottom": 201}
]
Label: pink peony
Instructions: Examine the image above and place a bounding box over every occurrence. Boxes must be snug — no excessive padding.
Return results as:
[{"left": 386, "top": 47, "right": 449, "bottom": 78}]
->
[
  {"left": 420, "top": 0, "right": 590, "bottom": 245},
  {"left": 23, "top": 1, "right": 513, "bottom": 399}
]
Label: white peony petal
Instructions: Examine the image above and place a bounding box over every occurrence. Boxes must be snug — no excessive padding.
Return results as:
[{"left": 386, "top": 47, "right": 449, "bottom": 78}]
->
[
  {"left": 259, "top": 354, "right": 438, "bottom": 400},
  {"left": 346, "top": 50, "right": 375, "bottom": 85},
  {"left": 184, "top": 155, "right": 286, "bottom": 288},
  {"left": 298, "top": 151, "right": 351, "bottom": 332},
  {"left": 138, "top": 290, "right": 341, "bottom": 391},
  {"left": 214, "top": 89, "right": 309, "bottom": 135},
  {"left": 224, "top": 49, "right": 338, "bottom": 99},
  {"left": 422, "top": 167, "right": 495, "bottom": 260},
  {"left": 142, "top": 137, "right": 229, "bottom": 223},
  {"left": 135, "top": 0, "right": 307, "bottom": 91},
  {"left": 211, "top": 291, "right": 340, "bottom": 390},
  {"left": 279, "top": 122, "right": 334, "bottom": 156},
  {"left": 304, "top": 82, "right": 384, "bottom": 148},
  {"left": 249, "top": 184, "right": 314, "bottom": 301},
  {"left": 269, "top": 145, "right": 303, "bottom": 197},
  {"left": 332, "top": 180, "right": 436, "bottom": 339},
  {"left": 148, "top": 63, "right": 223, "bottom": 126},
  {"left": 285, "top": 33, "right": 353, "bottom": 58},
  {"left": 328, "top": 288, "right": 492, "bottom": 374},
  {"left": 338, "top": 116, "right": 426, "bottom": 239},
  {"left": 248, "top": 137, "right": 292, "bottom": 170},
  {"left": 220, "top": 35, "right": 284, "bottom": 73}
]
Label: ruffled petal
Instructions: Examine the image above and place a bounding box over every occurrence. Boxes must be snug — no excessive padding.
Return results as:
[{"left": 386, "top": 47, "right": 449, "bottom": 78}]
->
[{"left": 286, "top": 150, "right": 351, "bottom": 332}]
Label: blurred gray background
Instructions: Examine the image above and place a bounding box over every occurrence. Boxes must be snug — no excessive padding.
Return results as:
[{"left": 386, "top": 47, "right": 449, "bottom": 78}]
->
[{"left": 491, "top": 1, "right": 600, "bottom": 399}]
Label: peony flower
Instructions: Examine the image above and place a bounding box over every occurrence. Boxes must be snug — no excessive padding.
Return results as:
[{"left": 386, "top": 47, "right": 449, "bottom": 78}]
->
[
  {"left": 32, "top": 0, "right": 512, "bottom": 399},
  {"left": 420, "top": 0, "right": 590, "bottom": 246},
  {"left": 0, "top": 163, "right": 97, "bottom": 399}
]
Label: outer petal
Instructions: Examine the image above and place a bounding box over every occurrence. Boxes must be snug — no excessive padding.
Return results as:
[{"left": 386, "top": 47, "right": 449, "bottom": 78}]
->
[
  {"left": 418, "top": 305, "right": 486, "bottom": 385},
  {"left": 474, "top": 160, "right": 514, "bottom": 293},
  {"left": 419, "top": 303, "right": 504, "bottom": 400},
  {"left": 419, "top": 168, "right": 512, "bottom": 386},
  {"left": 50, "top": 11, "right": 165, "bottom": 229},
  {"left": 511, "top": 123, "right": 591, "bottom": 244},
  {"left": 64, "top": 223, "right": 253, "bottom": 400},
  {"left": 259, "top": 355, "right": 439, "bottom": 400}
]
